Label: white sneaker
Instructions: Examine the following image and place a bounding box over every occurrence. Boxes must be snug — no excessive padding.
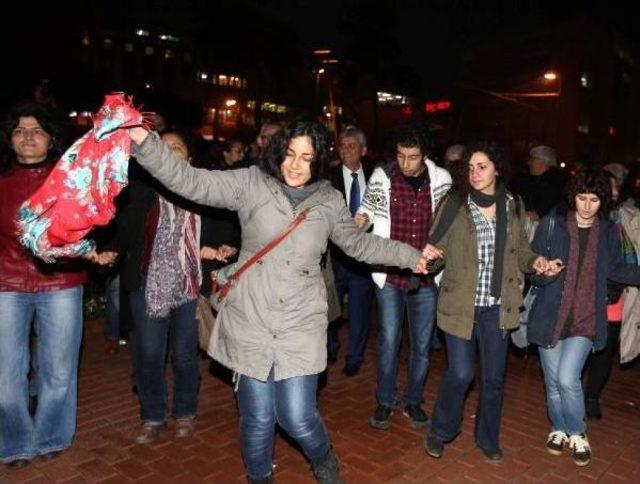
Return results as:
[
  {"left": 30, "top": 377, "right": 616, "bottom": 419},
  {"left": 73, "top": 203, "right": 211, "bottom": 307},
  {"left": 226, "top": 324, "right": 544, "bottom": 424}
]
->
[
  {"left": 568, "top": 433, "right": 591, "bottom": 466},
  {"left": 546, "top": 430, "right": 568, "bottom": 456}
]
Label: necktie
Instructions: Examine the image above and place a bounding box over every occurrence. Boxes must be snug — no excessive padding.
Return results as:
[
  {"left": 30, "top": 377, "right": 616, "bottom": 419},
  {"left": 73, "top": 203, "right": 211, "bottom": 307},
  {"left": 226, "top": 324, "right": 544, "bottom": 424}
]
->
[{"left": 349, "top": 172, "right": 360, "bottom": 216}]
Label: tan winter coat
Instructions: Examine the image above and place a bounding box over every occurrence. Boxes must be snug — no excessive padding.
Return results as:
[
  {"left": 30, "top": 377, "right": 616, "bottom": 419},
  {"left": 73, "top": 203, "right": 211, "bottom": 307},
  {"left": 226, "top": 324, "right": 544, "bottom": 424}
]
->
[
  {"left": 132, "top": 134, "right": 422, "bottom": 381},
  {"left": 619, "top": 201, "right": 640, "bottom": 363}
]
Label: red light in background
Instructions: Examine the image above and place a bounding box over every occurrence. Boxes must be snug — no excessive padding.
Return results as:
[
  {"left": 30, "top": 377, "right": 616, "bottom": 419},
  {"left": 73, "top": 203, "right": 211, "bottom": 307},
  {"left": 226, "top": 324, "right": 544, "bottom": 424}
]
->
[
  {"left": 425, "top": 100, "right": 451, "bottom": 113},
  {"left": 401, "top": 106, "right": 413, "bottom": 116},
  {"left": 425, "top": 102, "right": 437, "bottom": 113},
  {"left": 609, "top": 126, "right": 616, "bottom": 136}
]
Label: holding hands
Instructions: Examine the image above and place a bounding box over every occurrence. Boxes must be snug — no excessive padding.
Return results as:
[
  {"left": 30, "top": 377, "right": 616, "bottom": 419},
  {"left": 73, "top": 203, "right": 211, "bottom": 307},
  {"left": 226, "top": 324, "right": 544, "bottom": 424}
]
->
[
  {"left": 532, "top": 256, "right": 565, "bottom": 277},
  {"left": 200, "top": 244, "right": 238, "bottom": 262}
]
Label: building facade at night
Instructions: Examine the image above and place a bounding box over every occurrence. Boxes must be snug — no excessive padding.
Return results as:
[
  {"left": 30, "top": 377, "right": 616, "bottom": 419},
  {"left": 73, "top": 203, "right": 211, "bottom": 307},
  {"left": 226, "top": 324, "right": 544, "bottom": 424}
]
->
[{"left": 455, "top": 17, "right": 640, "bottom": 169}]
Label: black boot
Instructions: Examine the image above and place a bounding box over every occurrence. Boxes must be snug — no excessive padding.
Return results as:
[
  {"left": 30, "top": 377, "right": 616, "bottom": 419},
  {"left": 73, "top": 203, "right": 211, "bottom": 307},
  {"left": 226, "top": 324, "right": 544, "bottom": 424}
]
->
[
  {"left": 312, "top": 451, "right": 343, "bottom": 484},
  {"left": 585, "top": 396, "right": 602, "bottom": 420}
]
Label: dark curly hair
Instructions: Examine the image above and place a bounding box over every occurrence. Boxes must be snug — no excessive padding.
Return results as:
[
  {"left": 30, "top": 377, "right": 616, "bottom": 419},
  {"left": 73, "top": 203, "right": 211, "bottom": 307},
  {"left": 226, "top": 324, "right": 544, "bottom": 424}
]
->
[
  {"left": 567, "top": 168, "right": 613, "bottom": 216},
  {"left": 260, "top": 119, "right": 331, "bottom": 184},
  {"left": 1, "top": 101, "right": 61, "bottom": 173},
  {"left": 450, "top": 140, "right": 511, "bottom": 201},
  {"left": 392, "top": 121, "right": 433, "bottom": 157}
]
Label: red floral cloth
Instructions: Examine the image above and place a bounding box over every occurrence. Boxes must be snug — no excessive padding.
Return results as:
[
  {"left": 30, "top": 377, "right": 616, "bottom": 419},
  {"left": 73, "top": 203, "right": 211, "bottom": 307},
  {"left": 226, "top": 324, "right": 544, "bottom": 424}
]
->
[{"left": 17, "top": 93, "right": 145, "bottom": 261}]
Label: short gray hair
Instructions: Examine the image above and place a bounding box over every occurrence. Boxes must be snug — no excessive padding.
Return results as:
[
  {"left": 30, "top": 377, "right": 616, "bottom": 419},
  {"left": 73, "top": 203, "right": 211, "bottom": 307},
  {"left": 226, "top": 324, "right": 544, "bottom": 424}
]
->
[
  {"left": 340, "top": 125, "right": 367, "bottom": 148},
  {"left": 444, "top": 144, "right": 465, "bottom": 161},
  {"left": 530, "top": 145, "right": 557, "bottom": 167}
]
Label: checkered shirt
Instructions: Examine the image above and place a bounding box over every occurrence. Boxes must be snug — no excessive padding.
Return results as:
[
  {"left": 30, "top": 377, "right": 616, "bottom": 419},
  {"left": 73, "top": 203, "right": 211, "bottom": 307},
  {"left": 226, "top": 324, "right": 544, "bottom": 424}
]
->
[
  {"left": 468, "top": 196, "right": 499, "bottom": 307},
  {"left": 386, "top": 166, "right": 433, "bottom": 290}
]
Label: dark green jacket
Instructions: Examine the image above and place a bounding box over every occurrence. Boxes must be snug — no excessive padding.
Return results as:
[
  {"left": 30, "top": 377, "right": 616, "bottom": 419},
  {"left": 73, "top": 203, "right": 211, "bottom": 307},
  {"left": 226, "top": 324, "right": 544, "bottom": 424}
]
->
[{"left": 430, "top": 194, "right": 539, "bottom": 340}]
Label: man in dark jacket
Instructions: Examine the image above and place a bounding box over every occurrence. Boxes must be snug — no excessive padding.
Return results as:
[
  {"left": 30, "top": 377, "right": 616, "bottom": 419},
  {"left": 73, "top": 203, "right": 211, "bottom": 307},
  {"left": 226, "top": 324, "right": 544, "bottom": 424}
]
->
[
  {"left": 327, "top": 126, "right": 374, "bottom": 376},
  {"left": 518, "top": 145, "right": 569, "bottom": 222}
]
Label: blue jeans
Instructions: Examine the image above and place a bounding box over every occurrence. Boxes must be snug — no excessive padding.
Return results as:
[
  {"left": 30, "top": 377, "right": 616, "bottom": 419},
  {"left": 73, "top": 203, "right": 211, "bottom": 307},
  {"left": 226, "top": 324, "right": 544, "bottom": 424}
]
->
[
  {"left": 539, "top": 336, "right": 592, "bottom": 435},
  {"left": 327, "top": 264, "right": 374, "bottom": 367},
  {"left": 430, "top": 305, "right": 508, "bottom": 452},
  {"left": 237, "top": 370, "right": 331, "bottom": 480},
  {"left": 130, "top": 290, "right": 199, "bottom": 424},
  {"left": 375, "top": 283, "right": 437, "bottom": 407},
  {"left": 0, "top": 286, "right": 83, "bottom": 463},
  {"left": 105, "top": 274, "right": 121, "bottom": 341}
]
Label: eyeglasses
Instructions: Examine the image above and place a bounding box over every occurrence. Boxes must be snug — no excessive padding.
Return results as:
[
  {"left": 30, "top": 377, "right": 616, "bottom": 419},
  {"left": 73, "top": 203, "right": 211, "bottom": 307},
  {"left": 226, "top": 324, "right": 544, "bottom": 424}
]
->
[{"left": 12, "top": 127, "right": 49, "bottom": 139}]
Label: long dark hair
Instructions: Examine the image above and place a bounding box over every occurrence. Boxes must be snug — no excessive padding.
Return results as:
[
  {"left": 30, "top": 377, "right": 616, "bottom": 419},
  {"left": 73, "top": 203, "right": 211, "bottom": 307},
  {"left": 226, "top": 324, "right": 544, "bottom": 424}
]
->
[
  {"left": 449, "top": 140, "right": 511, "bottom": 202},
  {"left": 260, "top": 119, "right": 331, "bottom": 184},
  {"left": 1, "top": 101, "right": 61, "bottom": 174}
]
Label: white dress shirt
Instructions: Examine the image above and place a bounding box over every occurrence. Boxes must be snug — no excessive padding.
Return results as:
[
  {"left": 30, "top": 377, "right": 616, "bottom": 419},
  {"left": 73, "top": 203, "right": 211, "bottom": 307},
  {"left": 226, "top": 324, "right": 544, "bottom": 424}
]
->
[{"left": 341, "top": 164, "right": 366, "bottom": 204}]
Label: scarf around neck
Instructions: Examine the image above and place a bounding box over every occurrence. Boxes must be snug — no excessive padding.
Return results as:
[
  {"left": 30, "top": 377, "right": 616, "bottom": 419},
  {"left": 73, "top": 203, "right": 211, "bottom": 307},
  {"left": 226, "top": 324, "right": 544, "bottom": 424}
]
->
[
  {"left": 430, "top": 180, "right": 508, "bottom": 298},
  {"left": 552, "top": 213, "right": 599, "bottom": 344},
  {"left": 145, "top": 196, "right": 201, "bottom": 318}
]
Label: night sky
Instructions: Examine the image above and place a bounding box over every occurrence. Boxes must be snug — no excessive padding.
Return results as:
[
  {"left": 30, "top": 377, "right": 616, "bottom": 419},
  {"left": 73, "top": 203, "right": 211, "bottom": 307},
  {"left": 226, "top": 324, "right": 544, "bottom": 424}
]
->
[{"left": 2, "top": 0, "right": 637, "bottom": 100}]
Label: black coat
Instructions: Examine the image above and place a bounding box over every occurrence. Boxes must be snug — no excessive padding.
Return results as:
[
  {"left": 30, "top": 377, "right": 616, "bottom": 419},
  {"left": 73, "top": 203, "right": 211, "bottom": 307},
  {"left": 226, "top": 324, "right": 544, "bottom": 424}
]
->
[{"left": 517, "top": 167, "right": 569, "bottom": 218}]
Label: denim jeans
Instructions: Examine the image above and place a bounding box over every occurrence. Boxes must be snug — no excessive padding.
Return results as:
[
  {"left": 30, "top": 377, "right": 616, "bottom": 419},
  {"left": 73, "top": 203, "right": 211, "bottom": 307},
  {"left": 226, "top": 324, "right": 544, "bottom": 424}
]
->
[
  {"left": 430, "top": 305, "right": 508, "bottom": 452},
  {"left": 237, "top": 370, "right": 331, "bottom": 480},
  {"left": 539, "top": 336, "right": 592, "bottom": 435},
  {"left": 375, "top": 283, "right": 437, "bottom": 407},
  {"left": 130, "top": 290, "right": 199, "bottom": 424},
  {"left": 104, "top": 274, "right": 121, "bottom": 341},
  {"left": 0, "top": 286, "right": 83, "bottom": 463},
  {"left": 327, "top": 263, "right": 374, "bottom": 367}
]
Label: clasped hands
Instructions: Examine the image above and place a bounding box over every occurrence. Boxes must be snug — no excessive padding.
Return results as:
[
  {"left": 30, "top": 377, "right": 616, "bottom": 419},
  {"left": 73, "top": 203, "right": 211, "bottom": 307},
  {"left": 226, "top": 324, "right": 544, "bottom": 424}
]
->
[{"left": 418, "top": 243, "right": 565, "bottom": 278}]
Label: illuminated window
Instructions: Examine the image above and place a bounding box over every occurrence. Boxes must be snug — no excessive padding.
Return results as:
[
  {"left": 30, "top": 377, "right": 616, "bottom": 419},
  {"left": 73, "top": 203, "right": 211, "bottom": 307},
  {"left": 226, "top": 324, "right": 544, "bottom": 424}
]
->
[
  {"left": 81, "top": 34, "right": 90, "bottom": 46},
  {"left": 136, "top": 29, "right": 150, "bottom": 37},
  {"left": 376, "top": 91, "right": 409, "bottom": 106},
  {"left": 124, "top": 43, "right": 134, "bottom": 53},
  {"left": 103, "top": 38, "right": 113, "bottom": 49},
  {"left": 242, "top": 78, "right": 247, "bottom": 89},
  {"left": 247, "top": 100, "right": 256, "bottom": 109},
  {"left": 218, "top": 75, "right": 228, "bottom": 86},
  {"left": 145, "top": 46, "right": 154, "bottom": 56},
  {"left": 164, "top": 49, "right": 174, "bottom": 59}
]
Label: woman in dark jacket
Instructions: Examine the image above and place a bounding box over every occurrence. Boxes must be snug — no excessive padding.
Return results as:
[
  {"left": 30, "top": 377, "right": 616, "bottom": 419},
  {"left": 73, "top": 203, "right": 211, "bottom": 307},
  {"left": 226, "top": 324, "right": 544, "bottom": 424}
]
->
[
  {"left": 528, "top": 168, "right": 640, "bottom": 467},
  {"left": 96, "top": 131, "right": 229, "bottom": 445}
]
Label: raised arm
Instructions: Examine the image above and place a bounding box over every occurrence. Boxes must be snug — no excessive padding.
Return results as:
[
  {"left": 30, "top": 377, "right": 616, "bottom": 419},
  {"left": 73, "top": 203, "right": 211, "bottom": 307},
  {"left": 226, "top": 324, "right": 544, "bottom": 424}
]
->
[{"left": 130, "top": 129, "right": 248, "bottom": 210}]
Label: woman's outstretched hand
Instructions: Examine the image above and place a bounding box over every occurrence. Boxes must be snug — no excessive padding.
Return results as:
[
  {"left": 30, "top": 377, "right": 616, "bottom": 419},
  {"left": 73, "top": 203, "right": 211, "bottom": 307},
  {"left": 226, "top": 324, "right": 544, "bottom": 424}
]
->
[
  {"left": 200, "top": 245, "right": 238, "bottom": 262},
  {"left": 129, "top": 126, "right": 149, "bottom": 145}
]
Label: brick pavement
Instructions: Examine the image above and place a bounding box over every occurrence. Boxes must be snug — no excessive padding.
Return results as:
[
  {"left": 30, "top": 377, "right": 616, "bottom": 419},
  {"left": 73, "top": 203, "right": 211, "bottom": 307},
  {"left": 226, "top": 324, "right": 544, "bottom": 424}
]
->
[{"left": 1, "top": 317, "right": 639, "bottom": 483}]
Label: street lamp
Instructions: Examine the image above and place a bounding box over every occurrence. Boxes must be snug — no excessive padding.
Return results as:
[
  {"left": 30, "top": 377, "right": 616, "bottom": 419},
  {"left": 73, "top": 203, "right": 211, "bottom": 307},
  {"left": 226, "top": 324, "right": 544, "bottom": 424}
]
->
[{"left": 543, "top": 71, "right": 562, "bottom": 148}]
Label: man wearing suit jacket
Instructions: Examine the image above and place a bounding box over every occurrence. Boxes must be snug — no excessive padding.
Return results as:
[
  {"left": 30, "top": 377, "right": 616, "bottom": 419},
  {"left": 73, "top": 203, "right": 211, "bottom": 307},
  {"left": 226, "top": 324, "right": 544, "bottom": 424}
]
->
[{"left": 327, "top": 125, "right": 375, "bottom": 377}]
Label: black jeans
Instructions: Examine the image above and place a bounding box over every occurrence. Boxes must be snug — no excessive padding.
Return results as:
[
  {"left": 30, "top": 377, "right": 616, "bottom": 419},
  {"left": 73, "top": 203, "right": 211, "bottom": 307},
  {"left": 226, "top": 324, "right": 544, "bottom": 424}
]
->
[{"left": 586, "top": 322, "right": 621, "bottom": 399}]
